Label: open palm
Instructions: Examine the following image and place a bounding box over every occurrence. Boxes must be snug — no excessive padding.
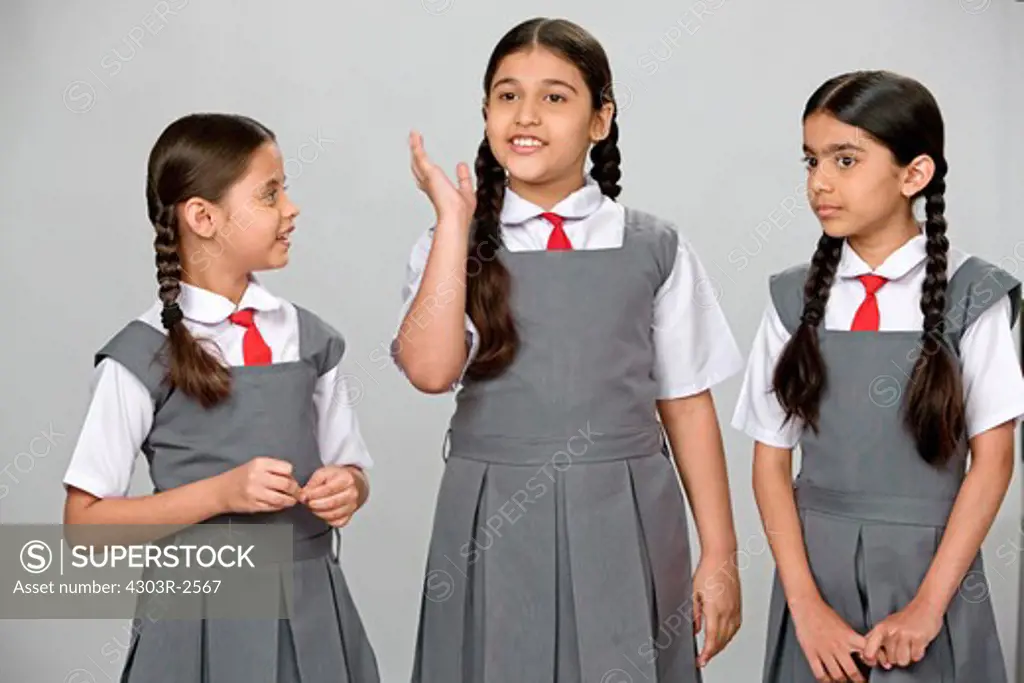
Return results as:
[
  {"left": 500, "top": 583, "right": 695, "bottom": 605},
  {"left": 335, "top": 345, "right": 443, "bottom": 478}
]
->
[{"left": 409, "top": 130, "right": 476, "bottom": 223}]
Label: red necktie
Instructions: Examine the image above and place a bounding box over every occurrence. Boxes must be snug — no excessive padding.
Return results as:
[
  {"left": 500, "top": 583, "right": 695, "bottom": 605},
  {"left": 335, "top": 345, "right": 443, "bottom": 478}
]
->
[
  {"left": 850, "top": 274, "right": 888, "bottom": 331},
  {"left": 541, "top": 212, "right": 572, "bottom": 250},
  {"left": 228, "top": 308, "right": 272, "bottom": 365}
]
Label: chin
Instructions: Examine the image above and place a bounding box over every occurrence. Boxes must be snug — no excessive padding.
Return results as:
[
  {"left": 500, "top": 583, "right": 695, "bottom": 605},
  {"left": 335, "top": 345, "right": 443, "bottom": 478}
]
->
[
  {"left": 820, "top": 220, "right": 855, "bottom": 240},
  {"left": 503, "top": 156, "right": 553, "bottom": 185}
]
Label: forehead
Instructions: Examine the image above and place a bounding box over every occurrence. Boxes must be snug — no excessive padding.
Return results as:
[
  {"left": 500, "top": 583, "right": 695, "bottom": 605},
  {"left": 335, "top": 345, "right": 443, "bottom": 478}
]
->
[
  {"left": 491, "top": 47, "right": 586, "bottom": 88},
  {"left": 803, "top": 112, "right": 879, "bottom": 151},
  {"left": 238, "top": 142, "right": 283, "bottom": 183}
]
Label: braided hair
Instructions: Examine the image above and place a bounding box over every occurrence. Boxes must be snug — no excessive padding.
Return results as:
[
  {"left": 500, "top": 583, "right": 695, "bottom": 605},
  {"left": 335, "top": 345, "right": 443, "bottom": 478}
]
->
[
  {"left": 145, "top": 113, "right": 275, "bottom": 407},
  {"left": 773, "top": 71, "right": 962, "bottom": 466},
  {"left": 465, "top": 17, "right": 621, "bottom": 380}
]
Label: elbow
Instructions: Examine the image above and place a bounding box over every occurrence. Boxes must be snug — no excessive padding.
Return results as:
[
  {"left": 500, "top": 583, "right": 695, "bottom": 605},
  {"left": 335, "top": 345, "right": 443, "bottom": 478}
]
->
[
  {"left": 396, "top": 354, "right": 462, "bottom": 394},
  {"left": 63, "top": 486, "right": 99, "bottom": 527},
  {"left": 408, "top": 370, "right": 459, "bottom": 394}
]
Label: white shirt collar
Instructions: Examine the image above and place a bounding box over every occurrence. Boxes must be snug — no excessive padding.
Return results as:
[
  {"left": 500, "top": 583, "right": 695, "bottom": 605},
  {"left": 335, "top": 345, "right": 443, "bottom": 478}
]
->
[
  {"left": 500, "top": 175, "right": 605, "bottom": 225},
  {"left": 177, "top": 275, "right": 282, "bottom": 325},
  {"left": 836, "top": 227, "right": 928, "bottom": 282}
]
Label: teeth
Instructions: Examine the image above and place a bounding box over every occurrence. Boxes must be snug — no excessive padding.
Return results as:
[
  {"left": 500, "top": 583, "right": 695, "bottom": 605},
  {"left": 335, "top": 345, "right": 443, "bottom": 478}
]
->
[{"left": 513, "top": 137, "right": 542, "bottom": 147}]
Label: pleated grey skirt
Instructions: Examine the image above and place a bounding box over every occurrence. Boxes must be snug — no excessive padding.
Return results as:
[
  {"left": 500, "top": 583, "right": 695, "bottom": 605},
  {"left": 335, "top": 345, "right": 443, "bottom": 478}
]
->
[
  {"left": 413, "top": 450, "right": 702, "bottom": 683},
  {"left": 763, "top": 485, "right": 1006, "bottom": 682},
  {"left": 120, "top": 541, "right": 379, "bottom": 683}
]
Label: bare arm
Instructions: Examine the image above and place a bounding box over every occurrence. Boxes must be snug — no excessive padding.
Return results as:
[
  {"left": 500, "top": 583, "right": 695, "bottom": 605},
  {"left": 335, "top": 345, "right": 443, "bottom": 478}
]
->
[
  {"left": 63, "top": 457, "right": 301, "bottom": 545},
  {"left": 64, "top": 478, "right": 226, "bottom": 528},
  {"left": 915, "top": 421, "right": 1014, "bottom": 612},
  {"left": 658, "top": 390, "right": 741, "bottom": 665},
  {"left": 751, "top": 441, "right": 820, "bottom": 609},
  {"left": 395, "top": 215, "right": 472, "bottom": 393},
  {"left": 658, "top": 390, "right": 737, "bottom": 557},
  {"left": 396, "top": 131, "right": 477, "bottom": 393}
]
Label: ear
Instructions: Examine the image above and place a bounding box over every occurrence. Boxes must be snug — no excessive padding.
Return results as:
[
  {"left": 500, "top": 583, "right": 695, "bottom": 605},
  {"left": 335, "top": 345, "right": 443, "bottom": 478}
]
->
[
  {"left": 900, "top": 154, "right": 936, "bottom": 198},
  {"left": 590, "top": 101, "right": 615, "bottom": 143},
  {"left": 481, "top": 95, "right": 489, "bottom": 122},
  {"left": 179, "top": 197, "right": 219, "bottom": 240}
]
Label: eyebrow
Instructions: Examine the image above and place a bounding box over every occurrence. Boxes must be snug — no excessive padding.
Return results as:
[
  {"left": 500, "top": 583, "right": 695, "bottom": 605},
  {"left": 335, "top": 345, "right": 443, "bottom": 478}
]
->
[
  {"left": 491, "top": 77, "right": 579, "bottom": 94},
  {"left": 259, "top": 177, "right": 284, "bottom": 190},
  {"left": 803, "top": 142, "right": 866, "bottom": 155}
]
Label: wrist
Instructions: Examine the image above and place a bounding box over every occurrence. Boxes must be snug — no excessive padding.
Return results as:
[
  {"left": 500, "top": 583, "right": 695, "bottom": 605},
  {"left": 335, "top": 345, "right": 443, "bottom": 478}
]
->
[
  {"left": 436, "top": 212, "right": 473, "bottom": 236},
  {"left": 348, "top": 466, "right": 370, "bottom": 507},
  {"left": 912, "top": 583, "right": 951, "bottom": 617},
  {"left": 204, "top": 473, "right": 232, "bottom": 516},
  {"left": 785, "top": 585, "right": 824, "bottom": 614}
]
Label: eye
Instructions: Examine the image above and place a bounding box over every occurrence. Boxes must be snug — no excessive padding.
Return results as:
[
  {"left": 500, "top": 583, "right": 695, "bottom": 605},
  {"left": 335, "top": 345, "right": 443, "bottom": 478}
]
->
[
  {"left": 496, "top": 91, "right": 517, "bottom": 102},
  {"left": 264, "top": 188, "right": 279, "bottom": 203},
  {"left": 546, "top": 93, "right": 567, "bottom": 103},
  {"left": 837, "top": 155, "right": 857, "bottom": 169},
  {"left": 802, "top": 156, "right": 817, "bottom": 170}
]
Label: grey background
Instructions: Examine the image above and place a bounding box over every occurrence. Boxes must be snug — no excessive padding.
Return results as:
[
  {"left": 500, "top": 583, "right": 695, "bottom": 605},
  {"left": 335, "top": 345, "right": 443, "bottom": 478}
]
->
[{"left": 1, "top": 1, "right": 1021, "bottom": 681}]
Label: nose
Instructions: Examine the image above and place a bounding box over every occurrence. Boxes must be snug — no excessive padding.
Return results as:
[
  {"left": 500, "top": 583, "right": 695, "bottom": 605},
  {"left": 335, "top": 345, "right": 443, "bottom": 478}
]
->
[
  {"left": 809, "top": 166, "right": 833, "bottom": 195},
  {"left": 282, "top": 190, "right": 300, "bottom": 221},
  {"left": 515, "top": 98, "right": 540, "bottom": 127}
]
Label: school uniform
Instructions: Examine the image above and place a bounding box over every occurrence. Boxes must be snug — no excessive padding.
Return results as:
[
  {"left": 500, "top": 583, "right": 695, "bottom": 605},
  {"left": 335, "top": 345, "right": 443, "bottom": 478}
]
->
[
  {"left": 63, "top": 277, "right": 380, "bottom": 683},
  {"left": 397, "top": 177, "right": 744, "bottom": 682},
  {"left": 732, "top": 234, "right": 1024, "bottom": 682}
]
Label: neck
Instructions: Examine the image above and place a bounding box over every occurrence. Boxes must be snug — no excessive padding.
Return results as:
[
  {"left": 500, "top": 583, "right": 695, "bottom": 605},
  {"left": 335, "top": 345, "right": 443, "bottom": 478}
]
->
[
  {"left": 507, "top": 172, "right": 586, "bottom": 211},
  {"left": 180, "top": 260, "right": 250, "bottom": 305},
  {"left": 846, "top": 209, "right": 920, "bottom": 270}
]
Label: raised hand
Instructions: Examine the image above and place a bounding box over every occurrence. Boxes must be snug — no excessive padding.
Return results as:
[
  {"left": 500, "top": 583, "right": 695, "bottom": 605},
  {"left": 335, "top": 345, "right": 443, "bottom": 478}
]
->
[{"left": 409, "top": 130, "right": 476, "bottom": 225}]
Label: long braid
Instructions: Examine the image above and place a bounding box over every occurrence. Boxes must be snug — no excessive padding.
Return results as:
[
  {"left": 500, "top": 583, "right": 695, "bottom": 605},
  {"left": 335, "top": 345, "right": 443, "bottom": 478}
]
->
[
  {"left": 154, "top": 202, "right": 231, "bottom": 407},
  {"left": 904, "top": 174, "right": 964, "bottom": 465},
  {"left": 772, "top": 233, "right": 844, "bottom": 431},
  {"left": 464, "top": 135, "right": 518, "bottom": 380},
  {"left": 589, "top": 115, "right": 621, "bottom": 200}
]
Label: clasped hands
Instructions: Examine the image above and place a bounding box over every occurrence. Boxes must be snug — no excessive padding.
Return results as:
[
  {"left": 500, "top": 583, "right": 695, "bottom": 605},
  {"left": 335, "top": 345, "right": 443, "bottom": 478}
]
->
[{"left": 218, "top": 457, "right": 368, "bottom": 527}]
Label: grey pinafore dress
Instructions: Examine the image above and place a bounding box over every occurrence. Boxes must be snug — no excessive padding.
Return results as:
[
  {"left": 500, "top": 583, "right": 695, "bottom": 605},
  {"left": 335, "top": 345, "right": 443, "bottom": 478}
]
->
[
  {"left": 762, "top": 256, "right": 1021, "bottom": 682},
  {"left": 95, "top": 306, "right": 379, "bottom": 683},
  {"left": 412, "top": 208, "right": 702, "bottom": 683}
]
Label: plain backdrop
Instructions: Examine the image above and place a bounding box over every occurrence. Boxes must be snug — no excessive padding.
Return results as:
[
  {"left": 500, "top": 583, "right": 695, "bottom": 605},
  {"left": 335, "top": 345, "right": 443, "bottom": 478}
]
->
[{"left": 1, "top": 1, "right": 1022, "bottom": 681}]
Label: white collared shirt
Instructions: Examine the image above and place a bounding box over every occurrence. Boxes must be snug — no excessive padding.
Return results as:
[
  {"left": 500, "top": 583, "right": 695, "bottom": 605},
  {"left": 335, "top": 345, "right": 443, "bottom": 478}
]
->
[
  {"left": 397, "top": 176, "right": 745, "bottom": 398},
  {"left": 62, "top": 278, "right": 372, "bottom": 499},
  {"left": 731, "top": 234, "right": 1024, "bottom": 449}
]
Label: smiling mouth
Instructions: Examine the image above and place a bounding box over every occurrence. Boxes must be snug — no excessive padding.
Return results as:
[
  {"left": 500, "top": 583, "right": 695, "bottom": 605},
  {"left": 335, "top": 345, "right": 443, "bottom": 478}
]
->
[{"left": 509, "top": 136, "right": 546, "bottom": 153}]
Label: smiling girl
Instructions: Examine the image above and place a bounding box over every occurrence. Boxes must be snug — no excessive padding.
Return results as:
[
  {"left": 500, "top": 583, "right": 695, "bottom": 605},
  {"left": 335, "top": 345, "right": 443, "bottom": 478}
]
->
[{"left": 394, "top": 17, "right": 744, "bottom": 683}]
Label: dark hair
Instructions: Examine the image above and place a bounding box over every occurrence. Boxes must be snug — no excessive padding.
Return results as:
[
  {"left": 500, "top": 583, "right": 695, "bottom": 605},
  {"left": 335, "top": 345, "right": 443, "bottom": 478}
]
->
[
  {"left": 772, "top": 70, "right": 961, "bottom": 466},
  {"left": 465, "top": 17, "right": 620, "bottom": 380},
  {"left": 146, "top": 113, "right": 275, "bottom": 407}
]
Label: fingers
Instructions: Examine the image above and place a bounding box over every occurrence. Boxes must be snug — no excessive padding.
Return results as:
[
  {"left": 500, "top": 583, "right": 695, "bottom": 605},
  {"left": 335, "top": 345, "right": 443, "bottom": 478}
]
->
[
  {"left": 876, "top": 648, "right": 891, "bottom": 670},
  {"left": 312, "top": 503, "right": 356, "bottom": 527},
  {"left": 894, "top": 634, "right": 912, "bottom": 668},
  {"left": 263, "top": 471, "right": 302, "bottom": 497},
  {"left": 809, "top": 655, "right": 829, "bottom": 683},
  {"left": 692, "top": 590, "right": 704, "bottom": 635},
  {"left": 307, "top": 489, "right": 358, "bottom": 512},
  {"left": 455, "top": 161, "right": 474, "bottom": 198},
  {"left": 859, "top": 627, "right": 883, "bottom": 667},
  {"left": 254, "top": 456, "right": 293, "bottom": 477},
  {"left": 302, "top": 469, "right": 355, "bottom": 502},
  {"left": 697, "top": 605, "right": 721, "bottom": 666},
  {"left": 835, "top": 651, "right": 866, "bottom": 683},
  {"left": 910, "top": 637, "right": 927, "bottom": 664},
  {"left": 821, "top": 654, "right": 847, "bottom": 683},
  {"left": 255, "top": 489, "right": 297, "bottom": 511},
  {"left": 409, "top": 130, "right": 431, "bottom": 184}
]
